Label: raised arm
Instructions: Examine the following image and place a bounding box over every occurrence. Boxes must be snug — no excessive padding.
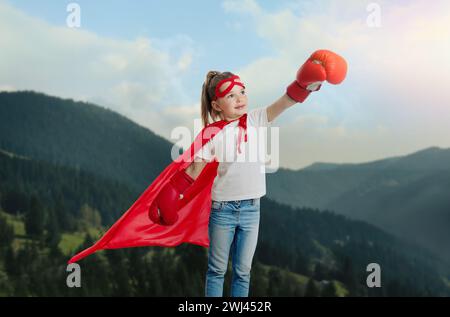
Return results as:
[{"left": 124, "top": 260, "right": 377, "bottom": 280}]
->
[
  {"left": 267, "top": 50, "right": 347, "bottom": 123},
  {"left": 267, "top": 93, "right": 297, "bottom": 123}
]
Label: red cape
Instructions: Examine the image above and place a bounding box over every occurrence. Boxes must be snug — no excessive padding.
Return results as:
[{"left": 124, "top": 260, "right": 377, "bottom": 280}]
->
[{"left": 68, "top": 114, "right": 247, "bottom": 263}]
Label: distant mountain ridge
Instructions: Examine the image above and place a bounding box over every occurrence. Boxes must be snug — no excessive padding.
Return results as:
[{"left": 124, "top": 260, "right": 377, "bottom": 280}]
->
[
  {"left": 267, "top": 147, "right": 450, "bottom": 262},
  {"left": 0, "top": 91, "right": 176, "bottom": 192},
  {"left": 1, "top": 90, "right": 448, "bottom": 264},
  {"left": 1, "top": 147, "right": 448, "bottom": 296}
]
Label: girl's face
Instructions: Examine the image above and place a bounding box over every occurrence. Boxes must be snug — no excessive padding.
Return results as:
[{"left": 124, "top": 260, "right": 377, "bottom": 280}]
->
[{"left": 212, "top": 78, "right": 248, "bottom": 121}]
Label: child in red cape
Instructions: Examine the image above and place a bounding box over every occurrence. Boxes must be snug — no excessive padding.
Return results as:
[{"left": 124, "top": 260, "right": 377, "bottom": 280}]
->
[{"left": 68, "top": 50, "right": 347, "bottom": 297}]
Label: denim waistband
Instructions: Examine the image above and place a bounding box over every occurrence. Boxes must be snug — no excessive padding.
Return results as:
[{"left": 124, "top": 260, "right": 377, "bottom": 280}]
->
[{"left": 212, "top": 198, "right": 259, "bottom": 209}]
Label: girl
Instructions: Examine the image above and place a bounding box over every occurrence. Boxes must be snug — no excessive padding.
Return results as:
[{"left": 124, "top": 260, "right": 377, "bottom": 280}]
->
[
  {"left": 182, "top": 50, "right": 347, "bottom": 297},
  {"left": 68, "top": 50, "right": 346, "bottom": 295},
  {"left": 196, "top": 71, "right": 288, "bottom": 297}
]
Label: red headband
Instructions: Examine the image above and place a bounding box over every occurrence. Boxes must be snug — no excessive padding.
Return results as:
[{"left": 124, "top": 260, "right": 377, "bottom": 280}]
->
[{"left": 213, "top": 75, "right": 245, "bottom": 101}]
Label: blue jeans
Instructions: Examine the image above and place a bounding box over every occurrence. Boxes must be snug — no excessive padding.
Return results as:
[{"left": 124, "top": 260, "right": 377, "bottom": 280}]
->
[{"left": 205, "top": 198, "right": 260, "bottom": 297}]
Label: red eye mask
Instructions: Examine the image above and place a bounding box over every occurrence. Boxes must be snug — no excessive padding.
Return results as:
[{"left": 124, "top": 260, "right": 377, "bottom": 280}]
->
[{"left": 213, "top": 75, "right": 245, "bottom": 100}]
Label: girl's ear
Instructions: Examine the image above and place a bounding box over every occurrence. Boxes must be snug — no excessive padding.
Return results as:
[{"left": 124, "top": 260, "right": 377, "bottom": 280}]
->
[{"left": 211, "top": 101, "right": 222, "bottom": 113}]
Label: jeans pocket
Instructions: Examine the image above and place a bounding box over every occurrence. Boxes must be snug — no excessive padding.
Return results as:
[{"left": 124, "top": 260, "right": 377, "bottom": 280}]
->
[{"left": 211, "top": 201, "right": 222, "bottom": 212}]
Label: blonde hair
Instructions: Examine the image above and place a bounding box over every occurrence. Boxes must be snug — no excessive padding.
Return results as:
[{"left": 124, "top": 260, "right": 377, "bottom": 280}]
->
[{"left": 200, "top": 71, "right": 235, "bottom": 128}]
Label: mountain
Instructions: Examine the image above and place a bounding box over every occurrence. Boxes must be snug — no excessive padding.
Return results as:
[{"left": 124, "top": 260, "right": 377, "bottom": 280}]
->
[
  {"left": 1, "top": 149, "right": 448, "bottom": 296},
  {"left": 1, "top": 90, "right": 449, "bottom": 295},
  {"left": 0, "top": 147, "right": 137, "bottom": 226},
  {"left": 266, "top": 147, "right": 450, "bottom": 262},
  {"left": 0, "top": 91, "right": 176, "bottom": 192}
]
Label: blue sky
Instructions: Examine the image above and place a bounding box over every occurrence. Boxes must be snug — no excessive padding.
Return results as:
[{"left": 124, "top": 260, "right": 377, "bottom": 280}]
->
[
  {"left": 1, "top": 0, "right": 450, "bottom": 169},
  {"left": 4, "top": 0, "right": 326, "bottom": 98},
  {"left": 7, "top": 1, "right": 276, "bottom": 77},
  {"left": 7, "top": 0, "right": 290, "bottom": 40}
]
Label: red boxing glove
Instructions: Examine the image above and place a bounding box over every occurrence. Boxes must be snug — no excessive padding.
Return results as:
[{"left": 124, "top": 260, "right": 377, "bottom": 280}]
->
[
  {"left": 148, "top": 168, "right": 194, "bottom": 226},
  {"left": 286, "top": 49, "right": 348, "bottom": 103}
]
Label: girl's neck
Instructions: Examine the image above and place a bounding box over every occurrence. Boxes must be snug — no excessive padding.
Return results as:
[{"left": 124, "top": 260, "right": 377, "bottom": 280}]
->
[{"left": 221, "top": 113, "right": 246, "bottom": 122}]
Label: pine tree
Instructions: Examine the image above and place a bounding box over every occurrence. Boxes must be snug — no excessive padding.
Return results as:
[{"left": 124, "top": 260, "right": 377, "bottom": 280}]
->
[
  {"left": 249, "top": 261, "right": 268, "bottom": 296},
  {"left": 78, "top": 203, "right": 102, "bottom": 230},
  {"left": 54, "top": 197, "right": 73, "bottom": 232},
  {"left": 1, "top": 190, "right": 29, "bottom": 215},
  {"left": 0, "top": 269, "right": 12, "bottom": 296},
  {"left": 321, "top": 281, "right": 337, "bottom": 297},
  {"left": 313, "top": 262, "right": 328, "bottom": 281},
  {"left": 25, "top": 196, "right": 45, "bottom": 238},
  {"left": 0, "top": 214, "right": 14, "bottom": 250},
  {"left": 267, "top": 267, "right": 282, "bottom": 296},
  {"left": 304, "top": 278, "right": 320, "bottom": 297},
  {"left": 341, "top": 256, "right": 358, "bottom": 296},
  {"left": 45, "top": 207, "right": 61, "bottom": 248},
  {"left": 4, "top": 246, "right": 18, "bottom": 277}
]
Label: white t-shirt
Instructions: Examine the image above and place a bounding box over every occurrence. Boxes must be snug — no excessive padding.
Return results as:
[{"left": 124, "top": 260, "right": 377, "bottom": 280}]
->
[{"left": 195, "top": 106, "right": 275, "bottom": 201}]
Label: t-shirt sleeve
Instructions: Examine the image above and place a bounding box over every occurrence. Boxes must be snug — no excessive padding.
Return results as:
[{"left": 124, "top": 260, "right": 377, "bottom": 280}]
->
[{"left": 249, "top": 106, "right": 275, "bottom": 127}]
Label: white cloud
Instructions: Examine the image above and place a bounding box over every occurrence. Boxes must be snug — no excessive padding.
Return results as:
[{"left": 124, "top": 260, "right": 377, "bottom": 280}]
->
[
  {"left": 224, "top": 0, "right": 450, "bottom": 168},
  {"left": 222, "top": 0, "right": 262, "bottom": 15},
  {"left": 177, "top": 52, "right": 193, "bottom": 71},
  {"left": 0, "top": 1, "right": 198, "bottom": 142},
  {"left": 2, "top": 1, "right": 449, "bottom": 169},
  {"left": 0, "top": 84, "right": 16, "bottom": 92}
]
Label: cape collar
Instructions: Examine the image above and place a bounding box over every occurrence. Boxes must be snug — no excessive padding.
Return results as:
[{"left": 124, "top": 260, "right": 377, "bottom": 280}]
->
[{"left": 211, "top": 113, "right": 248, "bottom": 154}]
